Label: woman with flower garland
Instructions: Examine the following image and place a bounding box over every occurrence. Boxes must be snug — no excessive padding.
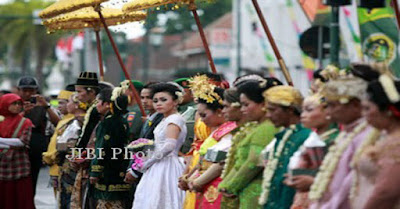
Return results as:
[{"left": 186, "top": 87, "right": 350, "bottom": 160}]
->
[
  {"left": 351, "top": 74, "right": 400, "bottom": 209},
  {"left": 0, "top": 93, "right": 34, "bottom": 209},
  {"left": 132, "top": 82, "right": 187, "bottom": 209},
  {"left": 309, "top": 76, "right": 375, "bottom": 209},
  {"left": 218, "top": 78, "right": 280, "bottom": 209},
  {"left": 259, "top": 86, "right": 312, "bottom": 209},
  {"left": 283, "top": 93, "right": 339, "bottom": 209},
  {"left": 183, "top": 75, "right": 233, "bottom": 209},
  {"left": 218, "top": 88, "right": 247, "bottom": 208}
]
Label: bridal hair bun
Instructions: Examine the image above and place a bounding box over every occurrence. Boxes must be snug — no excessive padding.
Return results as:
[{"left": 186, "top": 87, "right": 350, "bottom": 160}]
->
[
  {"left": 151, "top": 82, "right": 184, "bottom": 104},
  {"left": 167, "top": 82, "right": 184, "bottom": 104}
]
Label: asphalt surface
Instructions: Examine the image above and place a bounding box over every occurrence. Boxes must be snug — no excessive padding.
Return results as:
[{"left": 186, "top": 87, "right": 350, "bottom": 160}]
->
[{"left": 35, "top": 167, "right": 57, "bottom": 209}]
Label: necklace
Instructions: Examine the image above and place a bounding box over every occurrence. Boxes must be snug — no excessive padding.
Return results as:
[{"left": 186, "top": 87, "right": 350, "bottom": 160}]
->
[
  {"left": 349, "top": 128, "right": 381, "bottom": 201},
  {"left": 78, "top": 101, "right": 98, "bottom": 144},
  {"left": 309, "top": 121, "right": 368, "bottom": 201},
  {"left": 221, "top": 122, "right": 257, "bottom": 179},
  {"left": 259, "top": 125, "right": 296, "bottom": 205}
]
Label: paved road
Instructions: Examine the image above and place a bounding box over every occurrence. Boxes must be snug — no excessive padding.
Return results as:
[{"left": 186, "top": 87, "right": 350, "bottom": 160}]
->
[{"left": 35, "top": 167, "right": 57, "bottom": 209}]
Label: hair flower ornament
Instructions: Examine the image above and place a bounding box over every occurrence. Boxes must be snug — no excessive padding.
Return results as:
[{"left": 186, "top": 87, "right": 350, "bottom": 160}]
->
[
  {"left": 231, "top": 102, "right": 241, "bottom": 108},
  {"left": 175, "top": 91, "right": 184, "bottom": 104},
  {"left": 111, "top": 80, "right": 131, "bottom": 102},
  {"left": 189, "top": 75, "right": 223, "bottom": 105},
  {"left": 379, "top": 74, "right": 400, "bottom": 103}
]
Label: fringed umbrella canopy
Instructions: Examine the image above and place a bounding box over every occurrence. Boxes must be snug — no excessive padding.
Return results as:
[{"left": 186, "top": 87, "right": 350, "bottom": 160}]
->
[
  {"left": 123, "top": 0, "right": 190, "bottom": 12},
  {"left": 43, "top": 7, "right": 147, "bottom": 31},
  {"left": 39, "top": 0, "right": 109, "bottom": 19}
]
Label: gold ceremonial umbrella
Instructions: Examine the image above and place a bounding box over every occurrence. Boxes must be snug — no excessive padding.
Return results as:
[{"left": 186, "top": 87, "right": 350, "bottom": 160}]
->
[
  {"left": 39, "top": 0, "right": 108, "bottom": 19},
  {"left": 43, "top": 7, "right": 146, "bottom": 31},
  {"left": 123, "top": 0, "right": 218, "bottom": 74},
  {"left": 40, "top": 2, "right": 148, "bottom": 116},
  {"left": 44, "top": 8, "right": 146, "bottom": 80},
  {"left": 123, "top": 0, "right": 189, "bottom": 11}
]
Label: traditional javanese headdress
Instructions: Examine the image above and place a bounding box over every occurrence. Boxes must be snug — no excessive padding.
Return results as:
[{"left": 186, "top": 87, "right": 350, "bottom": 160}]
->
[
  {"left": 57, "top": 90, "right": 74, "bottom": 100},
  {"left": 263, "top": 85, "right": 303, "bottom": 111},
  {"left": 110, "top": 80, "right": 131, "bottom": 112},
  {"left": 233, "top": 74, "right": 266, "bottom": 87},
  {"left": 313, "top": 65, "right": 349, "bottom": 91},
  {"left": 320, "top": 76, "right": 368, "bottom": 104},
  {"left": 189, "top": 74, "right": 223, "bottom": 105}
]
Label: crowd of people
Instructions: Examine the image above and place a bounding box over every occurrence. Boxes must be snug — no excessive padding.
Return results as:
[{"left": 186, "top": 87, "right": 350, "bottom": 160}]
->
[{"left": 0, "top": 62, "right": 399, "bottom": 209}]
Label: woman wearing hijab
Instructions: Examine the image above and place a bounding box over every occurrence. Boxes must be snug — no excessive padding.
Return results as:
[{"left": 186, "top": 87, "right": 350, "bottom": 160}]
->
[{"left": 0, "top": 93, "right": 34, "bottom": 209}]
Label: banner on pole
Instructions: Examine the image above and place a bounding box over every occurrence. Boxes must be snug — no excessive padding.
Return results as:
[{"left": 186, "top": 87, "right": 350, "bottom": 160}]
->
[{"left": 358, "top": 7, "right": 400, "bottom": 77}]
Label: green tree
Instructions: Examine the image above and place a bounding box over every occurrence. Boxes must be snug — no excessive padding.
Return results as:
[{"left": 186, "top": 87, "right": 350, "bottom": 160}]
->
[
  {"left": 0, "top": 0, "right": 61, "bottom": 85},
  {"left": 146, "top": 0, "right": 232, "bottom": 34}
]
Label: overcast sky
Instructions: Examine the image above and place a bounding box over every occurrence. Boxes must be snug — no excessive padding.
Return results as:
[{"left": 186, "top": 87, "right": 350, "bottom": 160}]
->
[{"left": 0, "top": 0, "right": 145, "bottom": 39}]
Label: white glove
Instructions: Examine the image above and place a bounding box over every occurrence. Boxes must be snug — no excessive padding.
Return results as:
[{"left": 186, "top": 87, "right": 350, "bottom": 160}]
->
[{"left": 140, "top": 138, "right": 177, "bottom": 172}]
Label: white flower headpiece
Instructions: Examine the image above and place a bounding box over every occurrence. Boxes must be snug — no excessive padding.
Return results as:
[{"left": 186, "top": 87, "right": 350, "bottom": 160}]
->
[
  {"left": 379, "top": 74, "right": 400, "bottom": 103},
  {"left": 167, "top": 82, "right": 185, "bottom": 104},
  {"left": 231, "top": 102, "right": 241, "bottom": 108},
  {"left": 111, "top": 80, "right": 130, "bottom": 102},
  {"left": 321, "top": 77, "right": 368, "bottom": 104}
]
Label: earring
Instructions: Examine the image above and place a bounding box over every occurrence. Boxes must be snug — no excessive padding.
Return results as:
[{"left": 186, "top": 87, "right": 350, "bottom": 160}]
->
[{"left": 325, "top": 115, "right": 332, "bottom": 120}]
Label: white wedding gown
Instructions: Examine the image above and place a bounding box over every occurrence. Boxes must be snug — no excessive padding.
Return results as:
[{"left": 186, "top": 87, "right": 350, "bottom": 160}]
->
[{"left": 132, "top": 113, "right": 187, "bottom": 209}]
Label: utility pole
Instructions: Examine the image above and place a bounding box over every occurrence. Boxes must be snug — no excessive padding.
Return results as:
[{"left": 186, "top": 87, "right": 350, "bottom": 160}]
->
[
  {"left": 142, "top": 21, "right": 150, "bottom": 82},
  {"left": 236, "top": 0, "right": 242, "bottom": 77},
  {"left": 330, "top": 6, "right": 340, "bottom": 66},
  {"left": 323, "top": 0, "right": 351, "bottom": 66}
]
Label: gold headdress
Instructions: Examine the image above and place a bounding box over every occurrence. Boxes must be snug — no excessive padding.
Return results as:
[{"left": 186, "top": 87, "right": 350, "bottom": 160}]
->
[
  {"left": 303, "top": 93, "right": 326, "bottom": 107},
  {"left": 263, "top": 85, "right": 303, "bottom": 110},
  {"left": 57, "top": 90, "right": 74, "bottom": 100},
  {"left": 189, "top": 75, "right": 223, "bottom": 104}
]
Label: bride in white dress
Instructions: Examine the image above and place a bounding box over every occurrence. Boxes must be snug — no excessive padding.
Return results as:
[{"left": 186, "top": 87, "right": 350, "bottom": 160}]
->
[{"left": 132, "top": 82, "right": 187, "bottom": 209}]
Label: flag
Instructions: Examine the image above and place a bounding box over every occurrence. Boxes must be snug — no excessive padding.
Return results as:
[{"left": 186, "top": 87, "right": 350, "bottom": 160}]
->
[
  {"left": 298, "top": 0, "right": 328, "bottom": 22},
  {"left": 72, "top": 31, "right": 84, "bottom": 51},
  {"left": 358, "top": 7, "right": 400, "bottom": 77}
]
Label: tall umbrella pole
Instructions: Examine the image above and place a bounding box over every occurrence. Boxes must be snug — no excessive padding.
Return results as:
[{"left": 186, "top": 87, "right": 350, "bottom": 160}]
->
[
  {"left": 96, "top": 9, "right": 146, "bottom": 117},
  {"left": 189, "top": 3, "right": 218, "bottom": 73},
  {"left": 250, "top": 0, "right": 294, "bottom": 86},
  {"left": 94, "top": 28, "right": 105, "bottom": 81}
]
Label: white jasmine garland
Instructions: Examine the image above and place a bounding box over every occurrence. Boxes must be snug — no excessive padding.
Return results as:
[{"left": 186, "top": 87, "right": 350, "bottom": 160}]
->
[
  {"left": 79, "top": 101, "right": 98, "bottom": 141},
  {"left": 349, "top": 128, "right": 381, "bottom": 201},
  {"left": 111, "top": 87, "right": 123, "bottom": 101},
  {"left": 221, "top": 122, "right": 257, "bottom": 179},
  {"left": 379, "top": 74, "right": 400, "bottom": 103},
  {"left": 259, "top": 126, "right": 295, "bottom": 205},
  {"left": 309, "top": 121, "right": 368, "bottom": 201}
]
